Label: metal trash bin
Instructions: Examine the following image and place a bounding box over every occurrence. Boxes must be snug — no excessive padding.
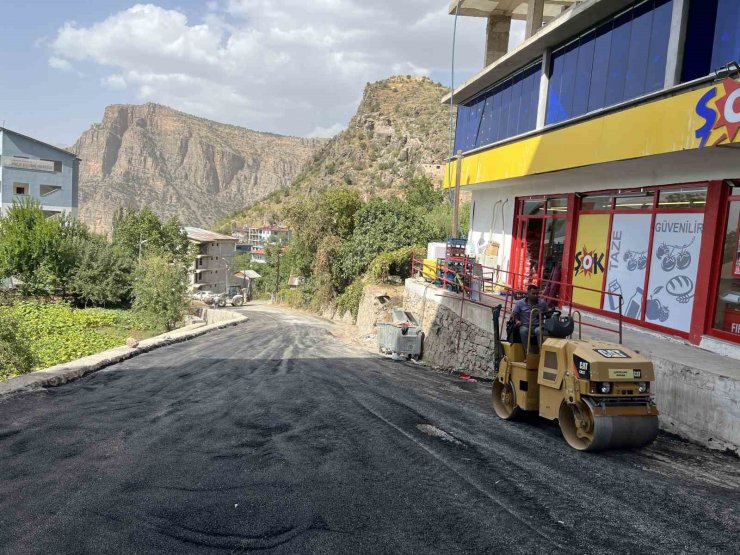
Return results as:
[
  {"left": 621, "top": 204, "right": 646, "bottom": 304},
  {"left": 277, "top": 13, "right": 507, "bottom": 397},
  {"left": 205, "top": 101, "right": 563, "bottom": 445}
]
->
[{"left": 377, "top": 309, "right": 424, "bottom": 359}]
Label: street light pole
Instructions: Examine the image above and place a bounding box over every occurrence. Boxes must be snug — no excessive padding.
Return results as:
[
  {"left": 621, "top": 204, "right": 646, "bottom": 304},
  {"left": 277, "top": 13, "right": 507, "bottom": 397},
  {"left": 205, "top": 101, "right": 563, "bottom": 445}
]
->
[{"left": 274, "top": 249, "right": 281, "bottom": 298}]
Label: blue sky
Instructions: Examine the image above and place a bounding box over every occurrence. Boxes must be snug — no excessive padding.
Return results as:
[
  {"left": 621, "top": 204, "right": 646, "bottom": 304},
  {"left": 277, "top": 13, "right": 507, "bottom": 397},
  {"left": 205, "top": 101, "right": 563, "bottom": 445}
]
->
[{"left": 0, "top": 1, "right": 523, "bottom": 146}]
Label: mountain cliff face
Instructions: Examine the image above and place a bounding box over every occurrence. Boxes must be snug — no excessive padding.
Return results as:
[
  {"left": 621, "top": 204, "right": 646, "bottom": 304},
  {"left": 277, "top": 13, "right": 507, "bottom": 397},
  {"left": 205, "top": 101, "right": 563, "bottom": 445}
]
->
[
  {"left": 218, "top": 76, "right": 452, "bottom": 229},
  {"left": 71, "top": 103, "right": 325, "bottom": 233}
]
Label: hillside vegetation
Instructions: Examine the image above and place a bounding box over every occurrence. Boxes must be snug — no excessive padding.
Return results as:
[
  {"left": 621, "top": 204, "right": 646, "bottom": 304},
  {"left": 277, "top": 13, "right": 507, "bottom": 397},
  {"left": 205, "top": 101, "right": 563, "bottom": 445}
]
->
[{"left": 216, "top": 76, "right": 453, "bottom": 230}]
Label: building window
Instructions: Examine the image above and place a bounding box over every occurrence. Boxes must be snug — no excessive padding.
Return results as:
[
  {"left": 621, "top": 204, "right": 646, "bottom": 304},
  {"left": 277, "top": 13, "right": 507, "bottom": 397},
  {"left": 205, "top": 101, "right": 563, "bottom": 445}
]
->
[
  {"left": 710, "top": 190, "right": 740, "bottom": 341},
  {"left": 455, "top": 61, "right": 542, "bottom": 152},
  {"left": 546, "top": 0, "right": 673, "bottom": 125},
  {"left": 13, "top": 183, "right": 29, "bottom": 196},
  {"left": 682, "top": 0, "right": 740, "bottom": 82},
  {"left": 40, "top": 185, "right": 62, "bottom": 197}
]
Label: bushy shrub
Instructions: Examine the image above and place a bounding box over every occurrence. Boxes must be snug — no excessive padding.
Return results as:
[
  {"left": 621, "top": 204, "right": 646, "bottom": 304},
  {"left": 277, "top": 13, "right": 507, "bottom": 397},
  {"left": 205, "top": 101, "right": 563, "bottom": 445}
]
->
[
  {"left": 336, "top": 280, "right": 365, "bottom": 321},
  {"left": 0, "top": 311, "right": 36, "bottom": 380},
  {"left": 366, "top": 246, "right": 425, "bottom": 284},
  {"left": 132, "top": 255, "right": 188, "bottom": 331}
]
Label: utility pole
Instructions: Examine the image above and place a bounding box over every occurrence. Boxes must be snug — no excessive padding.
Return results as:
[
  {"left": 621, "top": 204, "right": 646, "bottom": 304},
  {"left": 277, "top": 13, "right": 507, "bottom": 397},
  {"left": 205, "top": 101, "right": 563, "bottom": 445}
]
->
[
  {"left": 452, "top": 150, "right": 463, "bottom": 238},
  {"left": 274, "top": 249, "right": 281, "bottom": 298}
]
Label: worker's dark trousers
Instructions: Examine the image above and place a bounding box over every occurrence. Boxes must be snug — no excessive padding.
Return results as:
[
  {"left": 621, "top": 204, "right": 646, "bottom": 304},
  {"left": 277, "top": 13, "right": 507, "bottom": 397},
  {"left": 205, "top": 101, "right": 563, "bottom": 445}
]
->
[{"left": 519, "top": 325, "right": 541, "bottom": 355}]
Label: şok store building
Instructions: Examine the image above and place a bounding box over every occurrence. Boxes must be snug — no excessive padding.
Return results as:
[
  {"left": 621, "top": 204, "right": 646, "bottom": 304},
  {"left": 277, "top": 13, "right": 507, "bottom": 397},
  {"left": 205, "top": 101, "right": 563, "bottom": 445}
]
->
[{"left": 444, "top": 0, "right": 740, "bottom": 352}]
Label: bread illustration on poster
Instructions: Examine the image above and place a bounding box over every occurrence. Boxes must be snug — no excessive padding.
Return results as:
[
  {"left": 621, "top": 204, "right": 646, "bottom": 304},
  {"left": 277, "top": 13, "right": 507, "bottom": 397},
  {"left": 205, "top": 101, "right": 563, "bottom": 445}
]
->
[{"left": 646, "top": 215, "right": 704, "bottom": 332}]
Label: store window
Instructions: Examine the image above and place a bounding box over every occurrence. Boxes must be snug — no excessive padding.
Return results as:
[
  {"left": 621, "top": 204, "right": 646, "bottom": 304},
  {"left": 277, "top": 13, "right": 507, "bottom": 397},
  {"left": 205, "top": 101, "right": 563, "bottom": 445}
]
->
[
  {"left": 571, "top": 184, "right": 706, "bottom": 336},
  {"left": 712, "top": 197, "right": 740, "bottom": 340},
  {"left": 546, "top": 0, "right": 673, "bottom": 125},
  {"left": 615, "top": 192, "right": 654, "bottom": 210},
  {"left": 580, "top": 195, "right": 612, "bottom": 211},
  {"left": 658, "top": 186, "right": 707, "bottom": 208}
]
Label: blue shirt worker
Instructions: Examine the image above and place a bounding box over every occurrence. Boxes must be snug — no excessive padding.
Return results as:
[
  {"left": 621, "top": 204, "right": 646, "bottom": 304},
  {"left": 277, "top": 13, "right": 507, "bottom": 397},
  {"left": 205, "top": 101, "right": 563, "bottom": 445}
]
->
[{"left": 513, "top": 284, "right": 549, "bottom": 355}]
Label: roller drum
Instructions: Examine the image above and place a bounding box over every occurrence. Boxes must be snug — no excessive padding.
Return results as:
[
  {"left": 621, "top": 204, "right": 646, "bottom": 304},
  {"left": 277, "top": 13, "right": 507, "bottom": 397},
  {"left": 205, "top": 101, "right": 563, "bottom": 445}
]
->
[{"left": 560, "top": 398, "right": 659, "bottom": 451}]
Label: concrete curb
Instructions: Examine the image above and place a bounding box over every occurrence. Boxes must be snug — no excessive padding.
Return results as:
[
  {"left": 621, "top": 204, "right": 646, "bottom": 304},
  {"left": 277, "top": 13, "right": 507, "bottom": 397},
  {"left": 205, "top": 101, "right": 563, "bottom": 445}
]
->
[{"left": 0, "top": 312, "right": 249, "bottom": 399}]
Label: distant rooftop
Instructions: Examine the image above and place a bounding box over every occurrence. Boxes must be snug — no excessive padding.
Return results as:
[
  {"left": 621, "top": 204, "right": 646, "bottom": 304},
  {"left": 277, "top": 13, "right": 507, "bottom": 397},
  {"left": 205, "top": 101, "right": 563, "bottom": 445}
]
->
[
  {"left": 184, "top": 226, "right": 237, "bottom": 243},
  {"left": 0, "top": 126, "right": 82, "bottom": 160}
]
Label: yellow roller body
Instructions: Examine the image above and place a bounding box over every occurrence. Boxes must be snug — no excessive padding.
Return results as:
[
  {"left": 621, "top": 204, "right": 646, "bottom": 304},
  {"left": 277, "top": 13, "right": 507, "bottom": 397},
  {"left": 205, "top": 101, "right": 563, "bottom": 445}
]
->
[{"left": 492, "top": 336, "right": 659, "bottom": 452}]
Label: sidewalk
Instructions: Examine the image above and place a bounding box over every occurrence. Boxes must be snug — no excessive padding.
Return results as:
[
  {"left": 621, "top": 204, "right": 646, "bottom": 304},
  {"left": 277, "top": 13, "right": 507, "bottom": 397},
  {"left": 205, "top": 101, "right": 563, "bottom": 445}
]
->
[{"left": 404, "top": 278, "right": 739, "bottom": 454}]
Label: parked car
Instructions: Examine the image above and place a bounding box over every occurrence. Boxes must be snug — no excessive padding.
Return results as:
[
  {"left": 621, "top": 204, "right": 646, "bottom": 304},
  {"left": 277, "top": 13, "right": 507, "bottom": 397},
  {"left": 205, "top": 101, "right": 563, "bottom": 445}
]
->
[
  {"left": 216, "top": 286, "right": 246, "bottom": 307},
  {"left": 191, "top": 290, "right": 215, "bottom": 302}
]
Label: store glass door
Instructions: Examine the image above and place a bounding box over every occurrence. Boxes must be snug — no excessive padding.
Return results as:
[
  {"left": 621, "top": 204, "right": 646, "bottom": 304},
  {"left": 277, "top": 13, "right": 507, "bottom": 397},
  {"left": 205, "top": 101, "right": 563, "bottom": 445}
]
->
[
  {"left": 511, "top": 197, "right": 568, "bottom": 297},
  {"left": 711, "top": 191, "right": 740, "bottom": 342}
]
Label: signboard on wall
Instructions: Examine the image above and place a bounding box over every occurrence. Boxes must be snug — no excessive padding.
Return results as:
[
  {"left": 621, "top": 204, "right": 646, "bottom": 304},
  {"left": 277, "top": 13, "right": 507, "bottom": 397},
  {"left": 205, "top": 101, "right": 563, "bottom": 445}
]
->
[
  {"left": 0, "top": 156, "right": 55, "bottom": 172},
  {"left": 572, "top": 214, "right": 610, "bottom": 308},
  {"left": 645, "top": 214, "right": 704, "bottom": 333},
  {"left": 604, "top": 214, "right": 653, "bottom": 318}
]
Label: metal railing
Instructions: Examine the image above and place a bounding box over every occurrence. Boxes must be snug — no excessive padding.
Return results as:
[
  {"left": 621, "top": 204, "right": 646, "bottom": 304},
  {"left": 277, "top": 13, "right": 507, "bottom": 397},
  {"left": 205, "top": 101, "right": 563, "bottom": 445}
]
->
[{"left": 411, "top": 253, "right": 624, "bottom": 345}]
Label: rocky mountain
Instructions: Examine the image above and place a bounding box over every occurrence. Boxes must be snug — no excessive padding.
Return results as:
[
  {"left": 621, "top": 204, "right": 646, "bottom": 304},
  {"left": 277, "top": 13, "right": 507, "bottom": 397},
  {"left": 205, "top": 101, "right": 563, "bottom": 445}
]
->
[
  {"left": 71, "top": 103, "right": 325, "bottom": 233},
  {"left": 217, "top": 76, "right": 452, "bottom": 230}
]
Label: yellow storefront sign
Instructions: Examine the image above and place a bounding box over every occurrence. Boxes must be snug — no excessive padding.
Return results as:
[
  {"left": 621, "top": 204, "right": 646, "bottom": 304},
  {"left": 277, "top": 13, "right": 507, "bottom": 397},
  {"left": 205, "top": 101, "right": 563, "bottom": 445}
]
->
[
  {"left": 445, "top": 78, "right": 740, "bottom": 188},
  {"left": 572, "top": 214, "right": 610, "bottom": 309}
]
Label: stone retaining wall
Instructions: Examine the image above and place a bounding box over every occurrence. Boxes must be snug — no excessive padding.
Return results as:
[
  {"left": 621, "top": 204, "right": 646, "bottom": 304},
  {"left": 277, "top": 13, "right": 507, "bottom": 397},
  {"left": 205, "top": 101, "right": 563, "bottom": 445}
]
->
[{"left": 403, "top": 280, "right": 497, "bottom": 377}]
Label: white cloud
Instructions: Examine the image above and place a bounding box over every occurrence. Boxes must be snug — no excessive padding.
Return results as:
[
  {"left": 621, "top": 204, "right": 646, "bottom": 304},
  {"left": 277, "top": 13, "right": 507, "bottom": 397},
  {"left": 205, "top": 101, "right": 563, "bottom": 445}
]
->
[
  {"left": 48, "top": 56, "right": 73, "bottom": 71},
  {"left": 308, "top": 123, "right": 345, "bottom": 138},
  {"left": 102, "top": 74, "right": 127, "bottom": 89},
  {"left": 50, "top": 2, "right": 487, "bottom": 136}
]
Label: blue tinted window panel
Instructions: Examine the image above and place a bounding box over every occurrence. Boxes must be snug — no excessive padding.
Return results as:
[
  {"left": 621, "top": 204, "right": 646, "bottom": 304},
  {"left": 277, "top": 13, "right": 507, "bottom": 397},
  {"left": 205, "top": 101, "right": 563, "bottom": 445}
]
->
[
  {"left": 468, "top": 100, "right": 484, "bottom": 148},
  {"left": 572, "top": 31, "right": 596, "bottom": 118},
  {"left": 518, "top": 70, "right": 535, "bottom": 134},
  {"left": 490, "top": 88, "right": 503, "bottom": 145},
  {"left": 682, "top": 0, "right": 719, "bottom": 82},
  {"left": 624, "top": 1, "right": 653, "bottom": 100},
  {"left": 712, "top": 0, "right": 740, "bottom": 70},
  {"left": 477, "top": 94, "right": 494, "bottom": 147},
  {"left": 546, "top": 48, "right": 568, "bottom": 124},
  {"left": 646, "top": 0, "right": 672, "bottom": 92},
  {"left": 498, "top": 85, "right": 513, "bottom": 142},
  {"left": 605, "top": 12, "right": 633, "bottom": 106},
  {"left": 454, "top": 106, "right": 468, "bottom": 152},
  {"left": 507, "top": 76, "right": 524, "bottom": 138},
  {"left": 558, "top": 42, "right": 580, "bottom": 122},
  {"left": 589, "top": 23, "right": 612, "bottom": 112}
]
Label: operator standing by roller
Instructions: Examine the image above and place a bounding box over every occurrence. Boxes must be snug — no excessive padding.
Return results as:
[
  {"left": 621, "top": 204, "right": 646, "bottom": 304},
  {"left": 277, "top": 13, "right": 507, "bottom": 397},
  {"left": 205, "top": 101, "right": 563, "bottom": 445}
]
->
[{"left": 513, "top": 284, "right": 548, "bottom": 355}]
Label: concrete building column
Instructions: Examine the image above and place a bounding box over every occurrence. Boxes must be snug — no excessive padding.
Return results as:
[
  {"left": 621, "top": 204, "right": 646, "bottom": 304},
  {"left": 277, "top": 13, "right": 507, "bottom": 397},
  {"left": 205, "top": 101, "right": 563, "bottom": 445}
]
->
[
  {"left": 536, "top": 48, "right": 552, "bottom": 129},
  {"left": 664, "top": 0, "right": 690, "bottom": 88},
  {"left": 525, "top": 0, "right": 545, "bottom": 39},
  {"left": 485, "top": 15, "right": 511, "bottom": 67}
]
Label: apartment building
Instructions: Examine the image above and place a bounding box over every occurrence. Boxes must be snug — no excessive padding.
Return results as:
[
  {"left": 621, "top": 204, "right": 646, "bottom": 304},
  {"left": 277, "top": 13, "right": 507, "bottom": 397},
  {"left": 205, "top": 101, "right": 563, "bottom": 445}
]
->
[
  {"left": 0, "top": 127, "right": 79, "bottom": 218},
  {"left": 185, "top": 227, "right": 237, "bottom": 294}
]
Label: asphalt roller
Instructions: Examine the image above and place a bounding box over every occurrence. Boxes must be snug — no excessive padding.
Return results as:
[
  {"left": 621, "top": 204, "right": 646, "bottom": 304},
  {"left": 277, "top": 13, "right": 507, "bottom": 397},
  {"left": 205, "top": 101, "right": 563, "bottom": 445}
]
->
[{"left": 490, "top": 306, "right": 659, "bottom": 451}]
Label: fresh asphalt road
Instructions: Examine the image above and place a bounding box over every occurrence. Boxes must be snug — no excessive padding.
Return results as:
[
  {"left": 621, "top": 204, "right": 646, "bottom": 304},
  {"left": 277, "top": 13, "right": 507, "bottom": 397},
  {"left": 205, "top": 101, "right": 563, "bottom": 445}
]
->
[{"left": 1, "top": 306, "right": 738, "bottom": 554}]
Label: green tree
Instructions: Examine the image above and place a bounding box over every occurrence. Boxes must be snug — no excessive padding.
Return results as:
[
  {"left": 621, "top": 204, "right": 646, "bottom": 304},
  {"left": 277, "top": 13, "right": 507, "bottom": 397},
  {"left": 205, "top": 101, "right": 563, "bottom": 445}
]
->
[
  {"left": 70, "top": 236, "right": 132, "bottom": 307},
  {"left": 336, "top": 197, "right": 434, "bottom": 287},
  {"left": 404, "top": 176, "right": 445, "bottom": 212},
  {"left": 132, "top": 255, "right": 188, "bottom": 330},
  {"left": 0, "top": 199, "right": 60, "bottom": 294},
  {"left": 112, "top": 208, "right": 191, "bottom": 265}
]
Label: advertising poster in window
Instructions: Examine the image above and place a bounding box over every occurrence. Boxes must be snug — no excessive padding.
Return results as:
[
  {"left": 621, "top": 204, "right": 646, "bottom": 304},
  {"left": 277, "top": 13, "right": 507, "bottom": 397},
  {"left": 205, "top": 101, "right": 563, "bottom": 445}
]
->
[
  {"left": 646, "top": 214, "right": 704, "bottom": 333},
  {"left": 604, "top": 214, "right": 653, "bottom": 318},
  {"left": 572, "top": 214, "right": 610, "bottom": 308}
]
